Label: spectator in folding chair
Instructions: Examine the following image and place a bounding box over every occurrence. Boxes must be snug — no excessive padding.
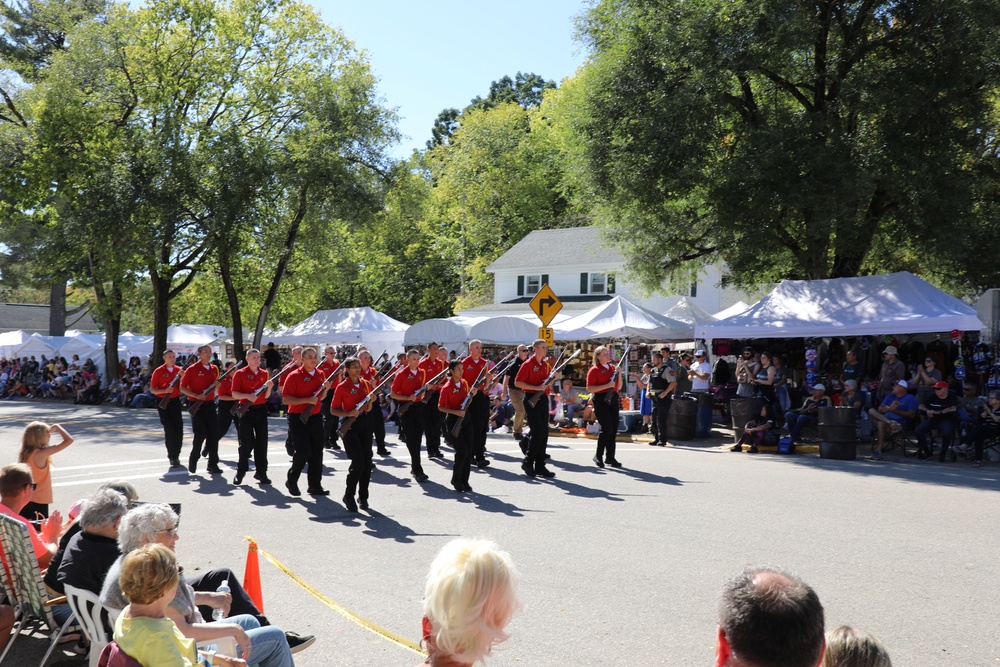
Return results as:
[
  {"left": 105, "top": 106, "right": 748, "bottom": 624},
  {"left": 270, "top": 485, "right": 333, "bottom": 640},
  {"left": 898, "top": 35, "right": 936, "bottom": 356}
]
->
[
  {"left": 866, "top": 380, "right": 918, "bottom": 461},
  {"left": 0, "top": 463, "right": 62, "bottom": 569},
  {"left": 971, "top": 390, "right": 1000, "bottom": 468}
]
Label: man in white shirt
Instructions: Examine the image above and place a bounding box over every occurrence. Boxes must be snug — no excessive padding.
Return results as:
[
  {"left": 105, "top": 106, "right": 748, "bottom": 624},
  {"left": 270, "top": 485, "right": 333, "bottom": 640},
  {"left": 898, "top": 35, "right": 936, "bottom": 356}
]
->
[{"left": 689, "top": 350, "right": 712, "bottom": 392}]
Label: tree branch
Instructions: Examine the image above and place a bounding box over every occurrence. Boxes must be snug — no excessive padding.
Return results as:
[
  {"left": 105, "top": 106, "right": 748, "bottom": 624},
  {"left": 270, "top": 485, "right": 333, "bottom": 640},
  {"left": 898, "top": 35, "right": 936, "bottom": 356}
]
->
[{"left": 756, "top": 67, "right": 816, "bottom": 113}]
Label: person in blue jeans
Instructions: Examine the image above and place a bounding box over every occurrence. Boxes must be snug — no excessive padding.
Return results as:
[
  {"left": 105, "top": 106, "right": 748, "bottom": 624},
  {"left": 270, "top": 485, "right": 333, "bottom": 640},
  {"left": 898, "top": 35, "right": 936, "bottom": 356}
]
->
[
  {"left": 867, "top": 380, "right": 919, "bottom": 460},
  {"left": 783, "top": 384, "right": 830, "bottom": 446},
  {"left": 915, "top": 381, "right": 959, "bottom": 461}
]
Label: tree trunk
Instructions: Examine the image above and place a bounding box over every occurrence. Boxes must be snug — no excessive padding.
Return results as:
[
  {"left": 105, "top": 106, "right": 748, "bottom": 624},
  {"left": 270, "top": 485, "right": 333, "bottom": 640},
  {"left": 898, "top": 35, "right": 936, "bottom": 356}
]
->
[
  {"left": 48, "top": 279, "right": 67, "bottom": 336},
  {"left": 150, "top": 269, "right": 170, "bottom": 361},
  {"left": 219, "top": 250, "right": 246, "bottom": 361},
  {"left": 102, "top": 282, "right": 123, "bottom": 385},
  {"left": 252, "top": 183, "right": 311, "bottom": 348}
]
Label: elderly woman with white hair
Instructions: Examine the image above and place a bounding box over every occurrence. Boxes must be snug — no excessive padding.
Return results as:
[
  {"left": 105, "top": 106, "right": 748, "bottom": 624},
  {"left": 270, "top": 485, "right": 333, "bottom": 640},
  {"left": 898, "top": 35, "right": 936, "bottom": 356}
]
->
[
  {"left": 418, "top": 539, "right": 520, "bottom": 667},
  {"left": 100, "top": 504, "right": 301, "bottom": 667}
]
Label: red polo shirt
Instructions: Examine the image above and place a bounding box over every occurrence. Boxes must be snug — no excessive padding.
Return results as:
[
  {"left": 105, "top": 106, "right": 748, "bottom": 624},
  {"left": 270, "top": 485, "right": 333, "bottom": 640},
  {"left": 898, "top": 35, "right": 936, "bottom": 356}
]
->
[
  {"left": 218, "top": 374, "right": 235, "bottom": 400},
  {"left": 181, "top": 363, "right": 220, "bottom": 400},
  {"left": 586, "top": 363, "right": 617, "bottom": 395},
  {"left": 331, "top": 377, "right": 373, "bottom": 413},
  {"left": 392, "top": 366, "right": 426, "bottom": 399},
  {"left": 461, "top": 356, "right": 490, "bottom": 388},
  {"left": 231, "top": 366, "right": 271, "bottom": 405},
  {"left": 418, "top": 357, "right": 447, "bottom": 388},
  {"left": 515, "top": 356, "right": 553, "bottom": 395},
  {"left": 150, "top": 364, "right": 182, "bottom": 399},
  {"left": 438, "top": 378, "right": 469, "bottom": 411},
  {"left": 283, "top": 367, "right": 325, "bottom": 415}
]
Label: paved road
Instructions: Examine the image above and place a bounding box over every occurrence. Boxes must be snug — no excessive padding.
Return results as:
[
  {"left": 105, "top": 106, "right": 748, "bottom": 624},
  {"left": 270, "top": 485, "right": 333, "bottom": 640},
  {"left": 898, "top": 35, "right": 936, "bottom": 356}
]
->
[{"left": 1, "top": 401, "right": 998, "bottom": 666}]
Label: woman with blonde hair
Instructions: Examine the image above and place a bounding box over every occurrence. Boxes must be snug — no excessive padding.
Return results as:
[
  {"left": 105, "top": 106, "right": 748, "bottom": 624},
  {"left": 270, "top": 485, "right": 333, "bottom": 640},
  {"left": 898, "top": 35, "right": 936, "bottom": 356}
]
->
[
  {"left": 18, "top": 421, "right": 74, "bottom": 519},
  {"left": 419, "top": 539, "right": 520, "bottom": 667},
  {"left": 822, "top": 625, "right": 892, "bottom": 667},
  {"left": 114, "top": 543, "right": 246, "bottom": 667}
]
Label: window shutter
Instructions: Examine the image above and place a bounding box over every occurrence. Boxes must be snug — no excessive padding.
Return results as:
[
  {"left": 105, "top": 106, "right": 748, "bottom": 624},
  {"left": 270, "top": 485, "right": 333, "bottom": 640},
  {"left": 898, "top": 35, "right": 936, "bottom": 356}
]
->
[
  {"left": 517, "top": 276, "right": 524, "bottom": 296},
  {"left": 541, "top": 274, "right": 549, "bottom": 289},
  {"left": 608, "top": 274, "right": 616, "bottom": 294},
  {"left": 580, "top": 273, "right": 588, "bottom": 295}
]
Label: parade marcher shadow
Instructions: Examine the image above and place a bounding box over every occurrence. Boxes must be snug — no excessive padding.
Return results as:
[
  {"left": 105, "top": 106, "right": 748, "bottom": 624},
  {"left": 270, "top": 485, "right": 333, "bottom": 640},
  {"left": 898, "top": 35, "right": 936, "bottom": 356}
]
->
[
  {"left": 605, "top": 466, "right": 684, "bottom": 486},
  {"left": 548, "top": 457, "right": 610, "bottom": 475},
  {"left": 233, "top": 480, "right": 313, "bottom": 511},
  {"left": 418, "top": 479, "right": 529, "bottom": 517}
]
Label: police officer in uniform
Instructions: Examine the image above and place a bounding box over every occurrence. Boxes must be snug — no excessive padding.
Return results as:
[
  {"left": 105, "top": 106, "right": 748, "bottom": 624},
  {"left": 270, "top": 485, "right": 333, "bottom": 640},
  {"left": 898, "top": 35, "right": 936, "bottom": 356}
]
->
[{"left": 648, "top": 349, "right": 677, "bottom": 447}]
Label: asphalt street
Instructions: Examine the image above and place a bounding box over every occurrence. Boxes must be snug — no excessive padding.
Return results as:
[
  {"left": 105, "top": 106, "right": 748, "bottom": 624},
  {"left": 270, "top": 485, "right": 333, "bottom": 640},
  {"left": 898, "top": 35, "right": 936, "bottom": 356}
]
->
[{"left": 1, "top": 400, "right": 998, "bottom": 666}]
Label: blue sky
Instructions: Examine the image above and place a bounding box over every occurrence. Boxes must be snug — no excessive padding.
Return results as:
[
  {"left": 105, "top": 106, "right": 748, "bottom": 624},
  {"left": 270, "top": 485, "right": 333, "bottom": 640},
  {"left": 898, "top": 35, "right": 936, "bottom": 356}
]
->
[{"left": 309, "top": 0, "right": 590, "bottom": 159}]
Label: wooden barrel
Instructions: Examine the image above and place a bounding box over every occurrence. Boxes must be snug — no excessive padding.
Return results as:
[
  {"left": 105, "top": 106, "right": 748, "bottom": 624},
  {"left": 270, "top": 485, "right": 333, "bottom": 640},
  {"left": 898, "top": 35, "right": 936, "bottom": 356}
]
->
[
  {"left": 667, "top": 396, "right": 697, "bottom": 441},
  {"left": 818, "top": 406, "right": 859, "bottom": 460},
  {"left": 730, "top": 397, "right": 763, "bottom": 443}
]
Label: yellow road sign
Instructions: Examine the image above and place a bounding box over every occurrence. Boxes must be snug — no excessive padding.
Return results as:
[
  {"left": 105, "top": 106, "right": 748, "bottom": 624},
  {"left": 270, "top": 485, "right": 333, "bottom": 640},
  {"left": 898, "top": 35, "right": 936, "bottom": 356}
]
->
[
  {"left": 538, "top": 327, "right": 554, "bottom": 347},
  {"left": 529, "top": 284, "right": 562, "bottom": 327}
]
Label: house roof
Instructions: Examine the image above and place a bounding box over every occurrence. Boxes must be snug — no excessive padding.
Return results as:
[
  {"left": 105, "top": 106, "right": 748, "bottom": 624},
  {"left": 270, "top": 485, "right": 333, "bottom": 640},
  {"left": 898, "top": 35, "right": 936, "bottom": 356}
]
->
[
  {"left": 0, "top": 303, "right": 101, "bottom": 334},
  {"left": 486, "top": 227, "right": 624, "bottom": 272}
]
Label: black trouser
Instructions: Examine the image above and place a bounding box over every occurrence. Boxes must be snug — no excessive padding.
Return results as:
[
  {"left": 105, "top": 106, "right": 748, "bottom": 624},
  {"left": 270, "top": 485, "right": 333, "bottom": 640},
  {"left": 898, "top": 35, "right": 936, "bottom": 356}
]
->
[
  {"left": 524, "top": 392, "right": 549, "bottom": 468},
  {"left": 973, "top": 422, "right": 1000, "bottom": 462},
  {"left": 287, "top": 412, "right": 325, "bottom": 491},
  {"left": 370, "top": 408, "right": 386, "bottom": 449},
  {"left": 594, "top": 393, "right": 620, "bottom": 462},
  {"left": 189, "top": 401, "right": 220, "bottom": 467},
  {"left": 322, "top": 397, "right": 340, "bottom": 447},
  {"left": 422, "top": 391, "right": 443, "bottom": 455},
  {"left": 218, "top": 399, "right": 240, "bottom": 444},
  {"left": 468, "top": 392, "right": 490, "bottom": 461},
  {"left": 400, "top": 402, "right": 425, "bottom": 475},
  {"left": 158, "top": 398, "right": 184, "bottom": 460},
  {"left": 445, "top": 413, "right": 472, "bottom": 488},
  {"left": 237, "top": 405, "right": 269, "bottom": 476},
  {"left": 651, "top": 392, "right": 672, "bottom": 443},
  {"left": 344, "top": 413, "right": 374, "bottom": 502},
  {"left": 187, "top": 568, "right": 269, "bottom": 626}
]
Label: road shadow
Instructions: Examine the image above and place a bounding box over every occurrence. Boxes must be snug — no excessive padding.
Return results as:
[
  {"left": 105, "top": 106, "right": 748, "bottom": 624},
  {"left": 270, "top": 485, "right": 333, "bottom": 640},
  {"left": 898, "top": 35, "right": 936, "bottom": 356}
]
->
[{"left": 417, "top": 479, "right": 529, "bottom": 517}]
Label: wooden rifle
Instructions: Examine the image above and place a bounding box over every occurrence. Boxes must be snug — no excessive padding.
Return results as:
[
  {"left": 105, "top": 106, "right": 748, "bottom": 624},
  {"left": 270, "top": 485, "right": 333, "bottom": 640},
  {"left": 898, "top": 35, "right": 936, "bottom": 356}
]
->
[
  {"left": 298, "top": 362, "right": 344, "bottom": 424},
  {"left": 188, "top": 361, "right": 244, "bottom": 415},
  {"left": 157, "top": 357, "right": 197, "bottom": 410},
  {"left": 604, "top": 344, "right": 632, "bottom": 405},
  {"left": 526, "top": 349, "right": 582, "bottom": 408},
  {"left": 449, "top": 351, "right": 515, "bottom": 437},
  {"left": 337, "top": 367, "right": 402, "bottom": 437},
  {"left": 397, "top": 366, "right": 449, "bottom": 416},
  {"left": 231, "top": 361, "right": 296, "bottom": 417}
]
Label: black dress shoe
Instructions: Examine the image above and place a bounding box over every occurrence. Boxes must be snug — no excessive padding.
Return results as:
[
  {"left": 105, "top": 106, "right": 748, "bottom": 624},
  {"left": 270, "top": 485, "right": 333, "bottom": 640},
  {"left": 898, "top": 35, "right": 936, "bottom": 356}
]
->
[
  {"left": 207, "top": 466, "right": 223, "bottom": 475},
  {"left": 285, "top": 481, "right": 301, "bottom": 496},
  {"left": 521, "top": 460, "right": 537, "bottom": 478},
  {"left": 606, "top": 459, "right": 623, "bottom": 468},
  {"left": 535, "top": 467, "right": 556, "bottom": 478},
  {"left": 307, "top": 488, "right": 330, "bottom": 496},
  {"left": 187, "top": 459, "right": 198, "bottom": 473},
  {"left": 233, "top": 473, "right": 245, "bottom": 485},
  {"left": 329, "top": 443, "right": 342, "bottom": 450},
  {"left": 342, "top": 496, "right": 358, "bottom": 512},
  {"left": 476, "top": 458, "right": 491, "bottom": 468},
  {"left": 452, "top": 484, "right": 465, "bottom": 493},
  {"left": 254, "top": 474, "right": 272, "bottom": 485},
  {"left": 358, "top": 499, "right": 369, "bottom": 510},
  {"left": 377, "top": 448, "right": 390, "bottom": 456},
  {"left": 413, "top": 471, "right": 429, "bottom": 483},
  {"left": 169, "top": 458, "right": 181, "bottom": 468},
  {"left": 463, "top": 484, "right": 473, "bottom": 493},
  {"left": 593, "top": 456, "right": 605, "bottom": 468}
]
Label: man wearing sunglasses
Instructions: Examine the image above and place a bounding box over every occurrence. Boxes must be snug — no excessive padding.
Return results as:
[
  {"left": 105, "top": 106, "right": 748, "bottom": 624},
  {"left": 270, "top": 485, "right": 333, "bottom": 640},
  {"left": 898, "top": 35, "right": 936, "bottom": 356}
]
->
[{"left": 0, "top": 463, "right": 62, "bottom": 569}]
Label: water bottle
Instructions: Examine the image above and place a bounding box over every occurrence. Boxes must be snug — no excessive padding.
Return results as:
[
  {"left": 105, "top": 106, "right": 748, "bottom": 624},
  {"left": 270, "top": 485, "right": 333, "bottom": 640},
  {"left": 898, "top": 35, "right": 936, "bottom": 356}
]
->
[{"left": 212, "top": 581, "right": 230, "bottom": 621}]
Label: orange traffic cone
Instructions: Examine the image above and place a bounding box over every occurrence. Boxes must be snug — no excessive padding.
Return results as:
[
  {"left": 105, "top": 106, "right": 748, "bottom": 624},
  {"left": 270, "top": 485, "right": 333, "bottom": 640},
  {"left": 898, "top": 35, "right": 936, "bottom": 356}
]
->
[{"left": 243, "top": 538, "right": 264, "bottom": 613}]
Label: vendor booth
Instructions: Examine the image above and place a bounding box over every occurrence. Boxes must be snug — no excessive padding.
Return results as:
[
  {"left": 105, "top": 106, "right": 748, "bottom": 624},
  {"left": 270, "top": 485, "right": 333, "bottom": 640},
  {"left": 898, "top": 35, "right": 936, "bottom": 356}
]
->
[
  {"left": 270, "top": 306, "right": 409, "bottom": 355},
  {"left": 555, "top": 296, "right": 693, "bottom": 341}
]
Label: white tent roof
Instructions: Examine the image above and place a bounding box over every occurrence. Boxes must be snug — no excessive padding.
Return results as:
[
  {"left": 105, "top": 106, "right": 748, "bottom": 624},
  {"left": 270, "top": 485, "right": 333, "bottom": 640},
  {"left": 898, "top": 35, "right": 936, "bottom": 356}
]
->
[
  {"left": 0, "top": 330, "right": 31, "bottom": 358},
  {"left": 713, "top": 301, "right": 752, "bottom": 320},
  {"left": 270, "top": 307, "right": 409, "bottom": 354},
  {"left": 554, "top": 296, "right": 694, "bottom": 341},
  {"left": 697, "top": 272, "right": 985, "bottom": 340},
  {"left": 12, "top": 333, "right": 60, "bottom": 359},
  {"left": 167, "top": 324, "right": 227, "bottom": 345},
  {"left": 662, "top": 296, "right": 718, "bottom": 326},
  {"left": 120, "top": 333, "right": 155, "bottom": 360},
  {"left": 468, "top": 317, "right": 540, "bottom": 346},
  {"left": 404, "top": 316, "right": 484, "bottom": 349}
]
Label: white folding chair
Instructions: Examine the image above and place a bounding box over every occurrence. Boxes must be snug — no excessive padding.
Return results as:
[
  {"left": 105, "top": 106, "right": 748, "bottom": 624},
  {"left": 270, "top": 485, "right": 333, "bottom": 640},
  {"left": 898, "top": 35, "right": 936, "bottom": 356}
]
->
[{"left": 64, "top": 586, "right": 110, "bottom": 667}]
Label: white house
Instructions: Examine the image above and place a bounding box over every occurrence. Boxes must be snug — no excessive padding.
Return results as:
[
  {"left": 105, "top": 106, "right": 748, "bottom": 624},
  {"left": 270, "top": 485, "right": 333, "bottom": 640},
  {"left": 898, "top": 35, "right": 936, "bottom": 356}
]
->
[{"left": 456, "top": 226, "right": 751, "bottom": 320}]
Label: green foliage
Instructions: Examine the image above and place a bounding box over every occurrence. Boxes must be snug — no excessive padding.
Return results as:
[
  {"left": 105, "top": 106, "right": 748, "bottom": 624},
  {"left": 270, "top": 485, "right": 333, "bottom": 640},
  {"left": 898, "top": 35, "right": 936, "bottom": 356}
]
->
[{"left": 574, "top": 0, "right": 1000, "bottom": 293}]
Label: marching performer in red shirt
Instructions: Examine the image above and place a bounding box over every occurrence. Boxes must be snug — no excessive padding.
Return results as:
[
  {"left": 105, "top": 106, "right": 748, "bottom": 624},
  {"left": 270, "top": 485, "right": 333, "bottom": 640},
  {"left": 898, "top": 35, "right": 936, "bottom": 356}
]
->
[
  {"left": 282, "top": 348, "right": 333, "bottom": 497},
  {"left": 390, "top": 350, "right": 429, "bottom": 483},
  {"left": 461, "top": 340, "right": 493, "bottom": 468},
  {"left": 331, "top": 357, "right": 374, "bottom": 512},
  {"left": 359, "top": 349, "right": 389, "bottom": 456},
  {"left": 418, "top": 343, "right": 448, "bottom": 459},
  {"left": 216, "top": 360, "right": 240, "bottom": 447},
  {"left": 586, "top": 346, "right": 623, "bottom": 468},
  {"left": 514, "top": 339, "right": 555, "bottom": 478},
  {"left": 230, "top": 349, "right": 273, "bottom": 485},
  {"left": 179, "top": 345, "right": 222, "bottom": 475},
  {"left": 149, "top": 350, "right": 185, "bottom": 468},
  {"left": 318, "top": 346, "right": 343, "bottom": 451},
  {"left": 438, "top": 360, "right": 474, "bottom": 493}
]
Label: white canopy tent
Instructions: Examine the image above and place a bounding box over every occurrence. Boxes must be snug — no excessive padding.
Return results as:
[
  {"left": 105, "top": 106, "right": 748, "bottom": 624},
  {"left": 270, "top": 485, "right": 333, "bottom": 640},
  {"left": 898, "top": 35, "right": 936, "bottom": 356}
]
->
[
  {"left": 11, "top": 333, "right": 60, "bottom": 360},
  {"left": 697, "top": 272, "right": 985, "bottom": 340},
  {"left": 119, "top": 333, "right": 155, "bottom": 361},
  {"left": 662, "top": 296, "right": 718, "bottom": 326},
  {"left": 713, "top": 301, "right": 752, "bottom": 320},
  {"left": 59, "top": 334, "right": 127, "bottom": 381},
  {"left": 403, "top": 316, "right": 484, "bottom": 350},
  {"left": 270, "top": 307, "right": 409, "bottom": 355},
  {"left": 0, "top": 330, "right": 31, "bottom": 359},
  {"left": 468, "top": 317, "right": 539, "bottom": 346},
  {"left": 554, "top": 296, "right": 694, "bottom": 341},
  {"left": 166, "top": 324, "right": 228, "bottom": 354}
]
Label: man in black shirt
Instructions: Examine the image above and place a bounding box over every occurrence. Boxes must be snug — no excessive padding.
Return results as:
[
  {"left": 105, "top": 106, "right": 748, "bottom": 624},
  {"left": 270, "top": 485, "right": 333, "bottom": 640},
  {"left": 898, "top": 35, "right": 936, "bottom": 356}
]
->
[
  {"left": 648, "top": 350, "right": 677, "bottom": 447},
  {"left": 503, "top": 345, "right": 530, "bottom": 441},
  {"left": 48, "top": 489, "right": 128, "bottom": 596},
  {"left": 262, "top": 342, "right": 282, "bottom": 372},
  {"left": 915, "top": 381, "right": 959, "bottom": 461}
]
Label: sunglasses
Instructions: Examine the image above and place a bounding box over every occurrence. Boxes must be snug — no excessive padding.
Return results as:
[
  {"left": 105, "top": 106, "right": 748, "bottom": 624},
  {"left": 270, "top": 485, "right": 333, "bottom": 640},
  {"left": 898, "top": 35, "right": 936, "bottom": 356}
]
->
[{"left": 23, "top": 483, "right": 37, "bottom": 491}]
